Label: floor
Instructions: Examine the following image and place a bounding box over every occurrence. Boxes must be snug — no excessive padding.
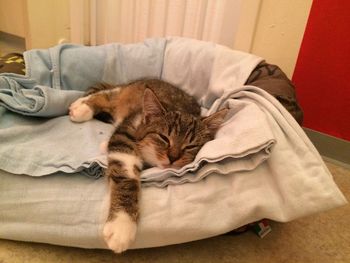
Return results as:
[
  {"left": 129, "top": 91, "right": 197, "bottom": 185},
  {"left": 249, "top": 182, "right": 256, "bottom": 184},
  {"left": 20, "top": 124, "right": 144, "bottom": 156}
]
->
[
  {"left": 0, "top": 32, "right": 26, "bottom": 56},
  {"left": 0, "top": 160, "right": 349, "bottom": 263}
]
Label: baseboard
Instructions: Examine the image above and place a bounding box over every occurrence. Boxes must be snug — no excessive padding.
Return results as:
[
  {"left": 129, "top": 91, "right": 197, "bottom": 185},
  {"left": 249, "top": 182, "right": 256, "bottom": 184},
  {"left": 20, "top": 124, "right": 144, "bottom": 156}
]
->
[{"left": 303, "top": 128, "right": 350, "bottom": 167}]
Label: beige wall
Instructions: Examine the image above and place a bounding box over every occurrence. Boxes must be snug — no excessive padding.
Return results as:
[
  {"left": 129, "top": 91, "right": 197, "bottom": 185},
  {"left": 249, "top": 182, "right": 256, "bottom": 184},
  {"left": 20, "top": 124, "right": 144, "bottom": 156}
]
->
[
  {"left": 0, "top": 0, "right": 70, "bottom": 49},
  {"left": 0, "top": 0, "right": 27, "bottom": 37},
  {"left": 25, "top": 0, "right": 70, "bottom": 49},
  {"left": 1, "top": 0, "right": 311, "bottom": 77},
  {"left": 251, "top": 0, "right": 313, "bottom": 78}
]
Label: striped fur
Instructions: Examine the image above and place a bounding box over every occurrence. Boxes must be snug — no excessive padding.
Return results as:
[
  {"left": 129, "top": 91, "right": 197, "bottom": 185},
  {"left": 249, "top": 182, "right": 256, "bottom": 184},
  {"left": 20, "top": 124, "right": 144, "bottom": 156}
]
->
[{"left": 69, "top": 79, "right": 228, "bottom": 253}]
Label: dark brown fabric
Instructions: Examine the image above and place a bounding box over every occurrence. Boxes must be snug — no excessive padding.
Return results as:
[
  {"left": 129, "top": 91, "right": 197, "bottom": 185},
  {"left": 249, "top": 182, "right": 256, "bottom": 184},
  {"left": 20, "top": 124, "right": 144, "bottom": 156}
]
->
[
  {"left": 245, "top": 61, "right": 304, "bottom": 125},
  {"left": 0, "top": 53, "right": 25, "bottom": 75}
]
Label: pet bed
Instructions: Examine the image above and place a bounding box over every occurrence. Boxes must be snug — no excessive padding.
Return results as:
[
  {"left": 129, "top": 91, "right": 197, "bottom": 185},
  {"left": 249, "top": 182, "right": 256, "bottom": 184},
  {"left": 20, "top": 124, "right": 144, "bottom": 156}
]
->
[{"left": 0, "top": 37, "right": 347, "bottom": 249}]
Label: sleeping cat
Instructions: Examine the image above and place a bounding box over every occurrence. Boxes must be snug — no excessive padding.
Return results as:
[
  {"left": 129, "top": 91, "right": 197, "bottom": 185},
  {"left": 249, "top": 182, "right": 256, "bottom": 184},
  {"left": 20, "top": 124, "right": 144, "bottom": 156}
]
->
[{"left": 69, "top": 79, "right": 228, "bottom": 253}]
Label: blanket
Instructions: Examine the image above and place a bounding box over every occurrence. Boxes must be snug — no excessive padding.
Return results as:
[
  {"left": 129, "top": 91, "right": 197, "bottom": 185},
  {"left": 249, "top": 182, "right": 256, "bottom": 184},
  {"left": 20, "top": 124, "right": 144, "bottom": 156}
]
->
[
  {"left": 0, "top": 37, "right": 274, "bottom": 187},
  {"left": 0, "top": 37, "right": 347, "bottom": 249}
]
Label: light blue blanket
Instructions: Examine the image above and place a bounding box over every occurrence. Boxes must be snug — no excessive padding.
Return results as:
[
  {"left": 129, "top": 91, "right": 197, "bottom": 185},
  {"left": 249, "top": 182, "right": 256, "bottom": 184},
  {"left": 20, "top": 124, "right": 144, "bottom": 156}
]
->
[
  {"left": 0, "top": 39, "right": 166, "bottom": 116},
  {"left": 0, "top": 39, "right": 166, "bottom": 177}
]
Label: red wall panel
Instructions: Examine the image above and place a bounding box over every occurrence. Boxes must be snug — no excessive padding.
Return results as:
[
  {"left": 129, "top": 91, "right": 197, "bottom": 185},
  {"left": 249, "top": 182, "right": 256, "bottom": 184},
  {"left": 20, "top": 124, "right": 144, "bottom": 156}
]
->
[{"left": 292, "top": 0, "right": 350, "bottom": 141}]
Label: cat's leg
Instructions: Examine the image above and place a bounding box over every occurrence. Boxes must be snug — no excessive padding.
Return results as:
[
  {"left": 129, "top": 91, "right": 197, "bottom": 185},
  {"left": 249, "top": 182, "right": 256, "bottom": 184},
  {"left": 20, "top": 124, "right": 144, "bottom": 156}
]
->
[
  {"left": 69, "top": 92, "right": 110, "bottom": 122},
  {"left": 69, "top": 95, "right": 94, "bottom": 122},
  {"left": 103, "top": 127, "right": 142, "bottom": 253},
  {"left": 86, "top": 83, "right": 116, "bottom": 95}
]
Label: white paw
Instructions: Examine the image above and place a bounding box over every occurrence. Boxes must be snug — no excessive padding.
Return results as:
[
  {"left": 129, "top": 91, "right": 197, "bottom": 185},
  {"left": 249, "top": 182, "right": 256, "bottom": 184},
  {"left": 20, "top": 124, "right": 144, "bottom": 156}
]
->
[
  {"left": 69, "top": 96, "right": 93, "bottom": 122},
  {"left": 103, "top": 211, "right": 137, "bottom": 253}
]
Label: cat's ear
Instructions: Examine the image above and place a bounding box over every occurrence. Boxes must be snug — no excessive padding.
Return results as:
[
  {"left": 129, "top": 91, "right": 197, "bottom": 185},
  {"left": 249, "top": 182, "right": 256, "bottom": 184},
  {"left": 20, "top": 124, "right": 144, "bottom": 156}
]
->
[
  {"left": 202, "top": 108, "right": 229, "bottom": 136},
  {"left": 143, "top": 88, "right": 166, "bottom": 123}
]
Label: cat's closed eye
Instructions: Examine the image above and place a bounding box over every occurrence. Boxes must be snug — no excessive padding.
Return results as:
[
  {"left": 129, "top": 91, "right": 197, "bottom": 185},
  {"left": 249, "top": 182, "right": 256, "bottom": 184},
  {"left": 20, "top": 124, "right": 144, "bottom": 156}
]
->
[
  {"left": 144, "top": 132, "right": 169, "bottom": 146},
  {"left": 183, "top": 145, "right": 199, "bottom": 151},
  {"left": 157, "top": 134, "right": 170, "bottom": 145}
]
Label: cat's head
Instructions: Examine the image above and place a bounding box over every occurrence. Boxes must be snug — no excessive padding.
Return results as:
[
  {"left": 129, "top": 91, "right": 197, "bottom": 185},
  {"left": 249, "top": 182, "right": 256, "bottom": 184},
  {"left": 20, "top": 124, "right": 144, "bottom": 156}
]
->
[{"left": 136, "top": 88, "right": 228, "bottom": 169}]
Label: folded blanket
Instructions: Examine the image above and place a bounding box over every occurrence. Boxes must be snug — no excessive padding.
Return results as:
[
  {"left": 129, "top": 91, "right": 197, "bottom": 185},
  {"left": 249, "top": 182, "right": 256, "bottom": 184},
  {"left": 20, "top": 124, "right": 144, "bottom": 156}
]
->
[
  {"left": 0, "top": 108, "right": 111, "bottom": 176},
  {"left": 0, "top": 39, "right": 166, "bottom": 116},
  {"left": 0, "top": 37, "right": 273, "bottom": 187}
]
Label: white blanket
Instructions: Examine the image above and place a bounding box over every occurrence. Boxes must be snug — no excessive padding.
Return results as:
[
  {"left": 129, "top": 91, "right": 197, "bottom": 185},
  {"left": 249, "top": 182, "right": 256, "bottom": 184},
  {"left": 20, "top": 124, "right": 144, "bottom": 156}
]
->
[
  {"left": 143, "top": 38, "right": 274, "bottom": 186},
  {"left": 0, "top": 37, "right": 347, "bottom": 249}
]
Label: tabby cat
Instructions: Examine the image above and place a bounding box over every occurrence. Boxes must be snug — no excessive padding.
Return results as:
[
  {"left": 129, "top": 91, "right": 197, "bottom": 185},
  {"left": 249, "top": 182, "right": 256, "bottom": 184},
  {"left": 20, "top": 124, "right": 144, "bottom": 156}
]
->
[{"left": 69, "top": 79, "right": 228, "bottom": 253}]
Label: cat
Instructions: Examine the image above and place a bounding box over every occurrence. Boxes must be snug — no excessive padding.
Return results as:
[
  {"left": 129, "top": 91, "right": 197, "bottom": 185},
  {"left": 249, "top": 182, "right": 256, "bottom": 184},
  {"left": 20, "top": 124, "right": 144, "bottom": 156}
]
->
[{"left": 69, "top": 79, "right": 228, "bottom": 253}]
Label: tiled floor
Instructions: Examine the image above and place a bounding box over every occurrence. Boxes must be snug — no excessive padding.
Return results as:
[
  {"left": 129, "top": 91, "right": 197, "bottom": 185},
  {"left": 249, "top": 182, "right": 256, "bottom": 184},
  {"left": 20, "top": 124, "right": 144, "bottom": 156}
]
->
[{"left": 0, "top": 159, "right": 349, "bottom": 263}]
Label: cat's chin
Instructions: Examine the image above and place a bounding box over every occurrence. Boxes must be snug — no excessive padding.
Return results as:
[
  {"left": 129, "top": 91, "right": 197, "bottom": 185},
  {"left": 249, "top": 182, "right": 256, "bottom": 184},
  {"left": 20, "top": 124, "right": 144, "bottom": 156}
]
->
[
  {"left": 159, "top": 164, "right": 172, "bottom": 169},
  {"left": 159, "top": 163, "right": 184, "bottom": 170},
  {"left": 153, "top": 162, "right": 171, "bottom": 170},
  {"left": 143, "top": 161, "right": 170, "bottom": 170},
  {"left": 145, "top": 158, "right": 191, "bottom": 170}
]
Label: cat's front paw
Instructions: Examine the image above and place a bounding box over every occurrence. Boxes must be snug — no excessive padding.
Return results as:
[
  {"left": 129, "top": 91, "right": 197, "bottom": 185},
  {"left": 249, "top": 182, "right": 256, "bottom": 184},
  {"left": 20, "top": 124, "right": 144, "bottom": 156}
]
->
[
  {"left": 103, "top": 211, "right": 137, "bottom": 253},
  {"left": 69, "top": 96, "right": 93, "bottom": 122}
]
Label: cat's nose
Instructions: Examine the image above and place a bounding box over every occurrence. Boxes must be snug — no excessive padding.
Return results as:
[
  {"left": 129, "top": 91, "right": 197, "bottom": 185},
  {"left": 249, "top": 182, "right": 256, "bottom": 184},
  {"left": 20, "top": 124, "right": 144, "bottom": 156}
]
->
[
  {"left": 168, "top": 148, "right": 180, "bottom": 164},
  {"left": 168, "top": 154, "right": 178, "bottom": 164}
]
